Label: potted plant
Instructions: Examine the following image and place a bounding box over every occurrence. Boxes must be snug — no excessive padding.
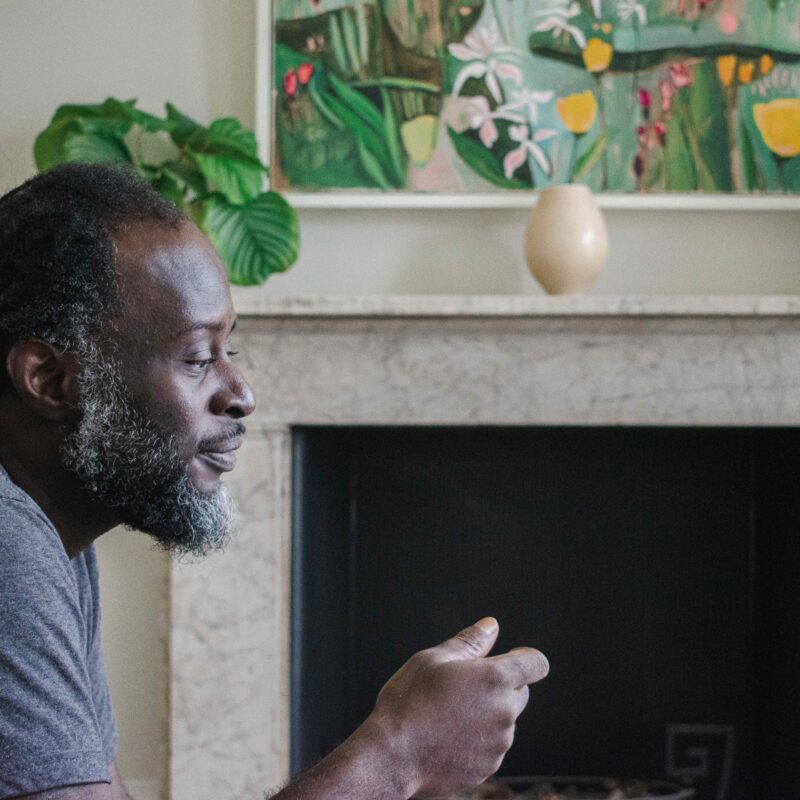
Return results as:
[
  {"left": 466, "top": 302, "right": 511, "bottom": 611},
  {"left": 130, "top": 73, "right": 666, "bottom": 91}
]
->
[{"left": 34, "top": 97, "right": 299, "bottom": 285}]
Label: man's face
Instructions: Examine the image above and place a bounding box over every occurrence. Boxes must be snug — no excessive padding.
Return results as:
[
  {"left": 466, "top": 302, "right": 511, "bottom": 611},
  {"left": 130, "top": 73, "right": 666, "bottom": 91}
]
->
[{"left": 59, "top": 221, "right": 255, "bottom": 556}]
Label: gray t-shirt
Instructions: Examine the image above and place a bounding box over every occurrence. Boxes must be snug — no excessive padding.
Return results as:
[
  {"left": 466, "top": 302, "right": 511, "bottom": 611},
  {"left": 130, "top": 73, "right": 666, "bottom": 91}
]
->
[{"left": 0, "top": 463, "right": 118, "bottom": 798}]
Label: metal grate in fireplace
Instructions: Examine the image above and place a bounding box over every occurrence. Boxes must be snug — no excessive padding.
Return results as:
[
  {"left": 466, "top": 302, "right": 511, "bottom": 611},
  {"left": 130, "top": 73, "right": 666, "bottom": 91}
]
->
[{"left": 290, "top": 426, "right": 800, "bottom": 800}]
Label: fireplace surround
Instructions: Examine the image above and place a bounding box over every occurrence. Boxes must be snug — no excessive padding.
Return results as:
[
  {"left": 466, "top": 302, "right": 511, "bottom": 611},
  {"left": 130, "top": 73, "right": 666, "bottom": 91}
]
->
[{"left": 168, "top": 295, "right": 800, "bottom": 800}]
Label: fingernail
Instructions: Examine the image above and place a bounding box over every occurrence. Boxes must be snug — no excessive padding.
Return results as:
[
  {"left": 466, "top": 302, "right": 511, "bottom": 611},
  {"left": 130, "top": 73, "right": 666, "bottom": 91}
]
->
[
  {"left": 476, "top": 617, "right": 498, "bottom": 634},
  {"left": 538, "top": 652, "right": 550, "bottom": 676}
]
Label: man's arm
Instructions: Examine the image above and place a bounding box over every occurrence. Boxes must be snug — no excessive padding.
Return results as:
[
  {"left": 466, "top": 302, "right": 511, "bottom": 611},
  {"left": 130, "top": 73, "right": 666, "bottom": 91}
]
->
[
  {"left": 107, "top": 763, "right": 134, "bottom": 800},
  {"left": 10, "top": 620, "right": 548, "bottom": 800},
  {"left": 272, "top": 619, "right": 549, "bottom": 800}
]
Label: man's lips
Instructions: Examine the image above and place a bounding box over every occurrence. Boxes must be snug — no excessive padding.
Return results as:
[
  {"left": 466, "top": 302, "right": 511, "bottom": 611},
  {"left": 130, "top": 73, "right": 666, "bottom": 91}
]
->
[{"left": 196, "top": 438, "right": 242, "bottom": 473}]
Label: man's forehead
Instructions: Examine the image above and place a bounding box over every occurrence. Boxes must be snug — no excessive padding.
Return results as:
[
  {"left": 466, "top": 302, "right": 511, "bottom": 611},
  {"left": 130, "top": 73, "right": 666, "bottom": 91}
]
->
[{"left": 113, "top": 221, "right": 234, "bottom": 337}]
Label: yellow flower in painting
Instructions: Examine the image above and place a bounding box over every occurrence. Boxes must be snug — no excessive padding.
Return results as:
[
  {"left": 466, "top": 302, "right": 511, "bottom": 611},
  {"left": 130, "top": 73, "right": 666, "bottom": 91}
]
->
[
  {"left": 717, "top": 55, "right": 736, "bottom": 87},
  {"left": 557, "top": 91, "right": 598, "bottom": 134},
  {"left": 738, "top": 61, "right": 755, "bottom": 84},
  {"left": 760, "top": 54, "right": 775, "bottom": 75},
  {"left": 400, "top": 114, "right": 439, "bottom": 167},
  {"left": 582, "top": 38, "right": 613, "bottom": 73},
  {"left": 753, "top": 98, "right": 800, "bottom": 158}
]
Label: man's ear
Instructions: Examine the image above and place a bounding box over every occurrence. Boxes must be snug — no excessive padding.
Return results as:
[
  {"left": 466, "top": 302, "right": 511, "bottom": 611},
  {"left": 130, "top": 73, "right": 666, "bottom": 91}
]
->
[{"left": 5, "top": 340, "right": 80, "bottom": 421}]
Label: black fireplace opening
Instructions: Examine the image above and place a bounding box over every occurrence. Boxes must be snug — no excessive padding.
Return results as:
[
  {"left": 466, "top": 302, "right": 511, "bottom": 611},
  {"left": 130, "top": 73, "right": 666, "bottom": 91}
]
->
[{"left": 290, "top": 426, "right": 800, "bottom": 800}]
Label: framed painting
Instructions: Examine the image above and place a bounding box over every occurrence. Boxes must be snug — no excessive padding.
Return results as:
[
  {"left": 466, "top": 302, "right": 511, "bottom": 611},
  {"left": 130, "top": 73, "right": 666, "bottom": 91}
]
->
[{"left": 257, "top": 0, "right": 800, "bottom": 207}]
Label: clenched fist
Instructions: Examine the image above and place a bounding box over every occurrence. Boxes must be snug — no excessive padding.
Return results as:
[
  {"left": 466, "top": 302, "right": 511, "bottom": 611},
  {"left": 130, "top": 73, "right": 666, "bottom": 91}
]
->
[{"left": 367, "top": 618, "right": 549, "bottom": 798}]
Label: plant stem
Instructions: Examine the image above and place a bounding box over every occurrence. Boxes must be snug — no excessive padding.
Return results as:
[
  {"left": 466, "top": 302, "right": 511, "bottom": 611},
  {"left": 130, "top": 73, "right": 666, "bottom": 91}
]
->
[
  {"left": 595, "top": 74, "right": 609, "bottom": 190},
  {"left": 568, "top": 134, "right": 579, "bottom": 182}
]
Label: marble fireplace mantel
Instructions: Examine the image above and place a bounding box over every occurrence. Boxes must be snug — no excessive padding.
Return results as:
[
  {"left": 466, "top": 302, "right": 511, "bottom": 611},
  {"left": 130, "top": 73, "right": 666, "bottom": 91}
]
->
[{"left": 169, "top": 295, "right": 800, "bottom": 800}]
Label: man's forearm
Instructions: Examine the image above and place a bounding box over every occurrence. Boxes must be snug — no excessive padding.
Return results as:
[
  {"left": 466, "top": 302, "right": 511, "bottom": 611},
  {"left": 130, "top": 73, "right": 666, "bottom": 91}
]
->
[{"left": 270, "top": 715, "right": 416, "bottom": 800}]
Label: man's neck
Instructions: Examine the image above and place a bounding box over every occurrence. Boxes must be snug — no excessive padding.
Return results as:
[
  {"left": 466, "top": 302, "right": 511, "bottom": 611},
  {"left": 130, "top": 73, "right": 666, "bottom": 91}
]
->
[{"left": 0, "top": 421, "right": 119, "bottom": 558}]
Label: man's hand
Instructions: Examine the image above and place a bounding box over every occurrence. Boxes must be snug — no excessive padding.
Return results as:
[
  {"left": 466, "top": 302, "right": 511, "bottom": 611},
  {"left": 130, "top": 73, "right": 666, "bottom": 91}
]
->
[
  {"left": 367, "top": 618, "right": 549, "bottom": 798},
  {"left": 272, "top": 618, "right": 548, "bottom": 800}
]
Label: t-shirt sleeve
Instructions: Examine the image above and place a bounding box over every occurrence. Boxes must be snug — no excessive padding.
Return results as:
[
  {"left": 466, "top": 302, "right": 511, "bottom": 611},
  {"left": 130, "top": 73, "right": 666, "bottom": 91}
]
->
[
  {"left": 0, "top": 500, "right": 111, "bottom": 798},
  {"left": 82, "top": 547, "right": 119, "bottom": 765}
]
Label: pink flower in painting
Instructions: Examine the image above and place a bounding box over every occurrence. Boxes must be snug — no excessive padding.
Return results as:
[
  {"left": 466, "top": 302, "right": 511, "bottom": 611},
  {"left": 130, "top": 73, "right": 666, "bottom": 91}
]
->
[
  {"left": 503, "top": 124, "right": 557, "bottom": 178},
  {"left": 297, "top": 63, "right": 314, "bottom": 85},
  {"left": 654, "top": 121, "right": 667, "bottom": 145},
  {"left": 466, "top": 96, "right": 525, "bottom": 148},
  {"left": 506, "top": 88, "right": 555, "bottom": 125},
  {"left": 669, "top": 63, "right": 693, "bottom": 88},
  {"left": 638, "top": 88, "right": 652, "bottom": 109},
  {"left": 284, "top": 69, "right": 299, "bottom": 98},
  {"left": 468, "top": 96, "right": 500, "bottom": 147},
  {"left": 659, "top": 80, "right": 675, "bottom": 112},
  {"left": 718, "top": 10, "right": 740, "bottom": 34}
]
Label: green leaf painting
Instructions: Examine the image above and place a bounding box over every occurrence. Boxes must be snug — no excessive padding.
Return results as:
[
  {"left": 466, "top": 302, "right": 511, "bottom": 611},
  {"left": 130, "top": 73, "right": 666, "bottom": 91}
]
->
[{"left": 272, "top": 0, "right": 800, "bottom": 194}]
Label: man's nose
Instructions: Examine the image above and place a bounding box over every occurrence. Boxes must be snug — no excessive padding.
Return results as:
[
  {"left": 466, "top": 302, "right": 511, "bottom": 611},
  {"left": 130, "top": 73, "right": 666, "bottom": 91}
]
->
[{"left": 211, "top": 365, "right": 256, "bottom": 419}]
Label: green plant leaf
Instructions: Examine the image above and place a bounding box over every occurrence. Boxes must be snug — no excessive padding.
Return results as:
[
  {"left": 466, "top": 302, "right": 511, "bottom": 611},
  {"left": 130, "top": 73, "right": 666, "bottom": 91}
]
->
[
  {"left": 200, "top": 192, "right": 299, "bottom": 286},
  {"left": 315, "top": 87, "right": 402, "bottom": 188},
  {"left": 34, "top": 116, "right": 84, "bottom": 171},
  {"left": 35, "top": 98, "right": 172, "bottom": 171},
  {"left": 447, "top": 127, "right": 529, "bottom": 190},
  {"left": 186, "top": 118, "right": 266, "bottom": 204},
  {"left": 166, "top": 102, "right": 204, "bottom": 148},
  {"left": 381, "top": 87, "right": 406, "bottom": 186},
  {"left": 152, "top": 171, "right": 185, "bottom": 208},
  {"left": 202, "top": 118, "right": 260, "bottom": 159},
  {"left": 62, "top": 131, "right": 133, "bottom": 165},
  {"left": 51, "top": 100, "right": 134, "bottom": 137},
  {"left": 102, "top": 98, "right": 175, "bottom": 133},
  {"left": 162, "top": 158, "right": 209, "bottom": 198},
  {"left": 192, "top": 151, "right": 264, "bottom": 204},
  {"left": 572, "top": 133, "right": 607, "bottom": 182},
  {"left": 355, "top": 139, "right": 391, "bottom": 189},
  {"left": 309, "top": 83, "right": 346, "bottom": 130},
  {"left": 328, "top": 73, "right": 385, "bottom": 136}
]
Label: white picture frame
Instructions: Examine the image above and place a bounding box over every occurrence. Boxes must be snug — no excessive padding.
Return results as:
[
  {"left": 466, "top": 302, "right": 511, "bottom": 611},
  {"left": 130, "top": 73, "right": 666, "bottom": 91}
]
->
[{"left": 255, "top": 0, "right": 800, "bottom": 211}]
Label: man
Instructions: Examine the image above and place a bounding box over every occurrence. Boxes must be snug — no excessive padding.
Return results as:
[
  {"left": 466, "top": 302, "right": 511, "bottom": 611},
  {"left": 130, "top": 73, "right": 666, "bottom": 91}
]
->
[{"left": 0, "top": 164, "right": 549, "bottom": 800}]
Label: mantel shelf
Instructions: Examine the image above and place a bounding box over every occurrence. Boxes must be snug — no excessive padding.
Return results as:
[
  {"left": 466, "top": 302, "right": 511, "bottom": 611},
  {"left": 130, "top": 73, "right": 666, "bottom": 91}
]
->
[{"left": 230, "top": 292, "right": 800, "bottom": 319}]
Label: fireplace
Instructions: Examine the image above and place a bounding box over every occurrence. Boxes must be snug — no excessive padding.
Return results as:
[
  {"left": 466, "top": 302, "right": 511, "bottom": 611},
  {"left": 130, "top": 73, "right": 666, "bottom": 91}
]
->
[
  {"left": 290, "top": 425, "right": 800, "bottom": 800},
  {"left": 169, "top": 296, "right": 800, "bottom": 800}
]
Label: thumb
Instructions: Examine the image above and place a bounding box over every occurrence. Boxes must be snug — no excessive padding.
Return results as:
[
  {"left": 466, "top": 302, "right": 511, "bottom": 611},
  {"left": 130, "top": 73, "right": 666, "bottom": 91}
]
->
[{"left": 436, "top": 617, "right": 499, "bottom": 661}]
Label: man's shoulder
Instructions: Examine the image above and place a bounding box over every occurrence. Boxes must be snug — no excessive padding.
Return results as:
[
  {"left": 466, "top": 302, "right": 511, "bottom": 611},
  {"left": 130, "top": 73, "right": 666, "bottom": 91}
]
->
[{"left": 0, "top": 488, "right": 69, "bottom": 583}]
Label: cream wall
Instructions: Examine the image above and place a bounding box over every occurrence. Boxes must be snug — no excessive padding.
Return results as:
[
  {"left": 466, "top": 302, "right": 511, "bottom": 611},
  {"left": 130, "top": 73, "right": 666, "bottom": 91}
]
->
[{"left": 1, "top": 0, "right": 799, "bottom": 791}]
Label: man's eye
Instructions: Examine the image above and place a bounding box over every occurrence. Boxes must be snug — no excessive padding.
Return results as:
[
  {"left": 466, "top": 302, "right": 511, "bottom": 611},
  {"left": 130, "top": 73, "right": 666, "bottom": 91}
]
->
[
  {"left": 185, "top": 358, "right": 214, "bottom": 370},
  {"left": 184, "top": 351, "right": 238, "bottom": 371}
]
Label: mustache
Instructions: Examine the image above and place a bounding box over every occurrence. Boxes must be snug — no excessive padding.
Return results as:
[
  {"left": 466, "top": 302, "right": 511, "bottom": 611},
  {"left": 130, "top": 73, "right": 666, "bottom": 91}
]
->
[{"left": 197, "top": 422, "right": 247, "bottom": 453}]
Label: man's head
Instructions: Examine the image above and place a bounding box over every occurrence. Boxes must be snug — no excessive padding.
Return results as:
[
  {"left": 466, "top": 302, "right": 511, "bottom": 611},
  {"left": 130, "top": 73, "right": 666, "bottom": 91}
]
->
[{"left": 0, "top": 164, "right": 255, "bottom": 556}]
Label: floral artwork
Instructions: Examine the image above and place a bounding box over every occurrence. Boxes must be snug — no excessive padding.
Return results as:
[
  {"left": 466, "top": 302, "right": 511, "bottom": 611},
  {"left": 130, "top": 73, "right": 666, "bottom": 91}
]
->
[{"left": 271, "top": 0, "right": 800, "bottom": 194}]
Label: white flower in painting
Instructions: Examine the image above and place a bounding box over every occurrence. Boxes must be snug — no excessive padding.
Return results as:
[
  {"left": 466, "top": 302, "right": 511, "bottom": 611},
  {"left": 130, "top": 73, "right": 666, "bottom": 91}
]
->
[
  {"left": 505, "top": 88, "right": 556, "bottom": 125},
  {"left": 590, "top": 0, "right": 603, "bottom": 17},
  {"left": 616, "top": 0, "right": 648, "bottom": 25},
  {"left": 466, "top": 96, "right": 525, "bottom": 148},
  {"left": 449, "top": 22, "right": 524, "bottom": 103},
  {"left": 534, "top": 3, "right": 588, "bottom": 49},
  {"left": 503, "top": 124, "right": 558, "bottom": 178}
]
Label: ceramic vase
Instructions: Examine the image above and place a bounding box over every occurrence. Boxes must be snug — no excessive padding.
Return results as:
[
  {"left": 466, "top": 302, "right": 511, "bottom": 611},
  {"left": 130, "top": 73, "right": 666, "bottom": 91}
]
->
[{"left": 524, "top": 184, "right": 608, "bottom": 294}]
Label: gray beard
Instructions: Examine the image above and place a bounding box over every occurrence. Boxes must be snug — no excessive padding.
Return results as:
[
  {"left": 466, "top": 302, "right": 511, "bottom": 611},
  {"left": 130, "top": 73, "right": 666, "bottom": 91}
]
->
[{"left": 59, "top": 340, "right": 234, "bottom": 558}]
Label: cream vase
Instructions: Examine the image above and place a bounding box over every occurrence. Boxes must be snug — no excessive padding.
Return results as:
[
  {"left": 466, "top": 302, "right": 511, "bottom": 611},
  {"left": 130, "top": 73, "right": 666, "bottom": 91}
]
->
[{"left": 524, "top": 184, "right": 609, "bottom": 294}]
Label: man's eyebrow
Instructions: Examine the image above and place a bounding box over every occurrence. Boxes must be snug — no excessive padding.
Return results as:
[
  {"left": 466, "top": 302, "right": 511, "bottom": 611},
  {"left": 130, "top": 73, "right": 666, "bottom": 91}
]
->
[{"left": 174, "top": 318, "right": 237, "bottom": 338}]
